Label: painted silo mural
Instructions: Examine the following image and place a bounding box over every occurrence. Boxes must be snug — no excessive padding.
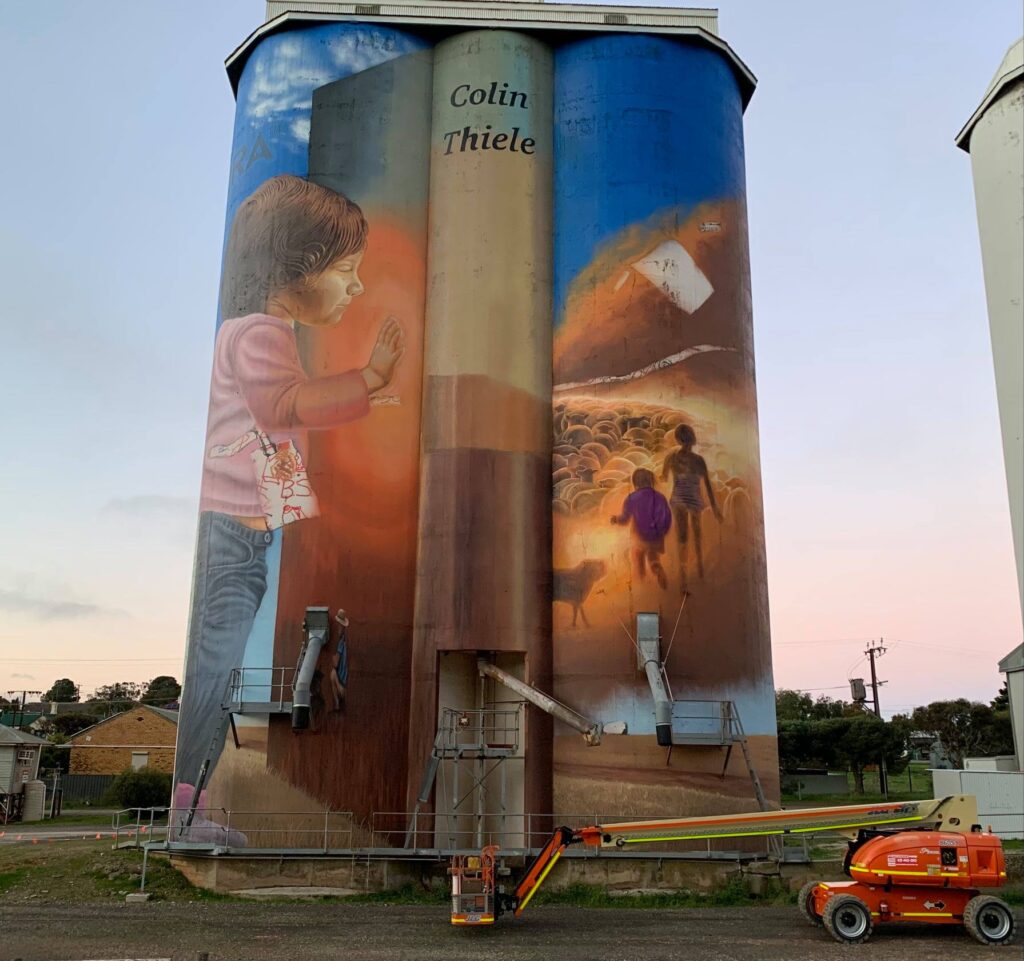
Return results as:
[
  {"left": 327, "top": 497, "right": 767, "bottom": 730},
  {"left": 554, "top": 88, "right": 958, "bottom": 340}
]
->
[
  {"left": 551, "top": 36, "right": 777, "bottom": 816},
  {"left": 174, "top": 24, "right": 433, "bottom": 844},
  {"left": 174, "top": 20, "right": 776, "bottom": 848}
]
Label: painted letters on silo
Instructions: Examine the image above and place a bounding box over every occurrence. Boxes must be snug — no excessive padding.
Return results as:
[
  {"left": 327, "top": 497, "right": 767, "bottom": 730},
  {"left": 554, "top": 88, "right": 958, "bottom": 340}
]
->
[
  {"left": 551, "top": 36, "right": 778, "bottom": 815},
  {"left": 174, "top": 24, "right": 431, "bottom": 843},
  {"left": 407, "top": 31, "right": 554, "bottom": 822}
]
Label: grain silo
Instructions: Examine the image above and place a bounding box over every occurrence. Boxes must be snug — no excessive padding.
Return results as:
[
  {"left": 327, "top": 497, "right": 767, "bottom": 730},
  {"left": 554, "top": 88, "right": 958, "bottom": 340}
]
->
[{"left": 171, "top": 1, "right": 776, "bottom": 862}]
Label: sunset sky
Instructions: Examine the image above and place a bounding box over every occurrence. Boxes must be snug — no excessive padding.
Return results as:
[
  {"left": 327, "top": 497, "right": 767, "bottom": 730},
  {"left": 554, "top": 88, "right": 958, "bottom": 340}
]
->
[{"left": 1, "top": 0, "right": 1020, "bottom": 717}]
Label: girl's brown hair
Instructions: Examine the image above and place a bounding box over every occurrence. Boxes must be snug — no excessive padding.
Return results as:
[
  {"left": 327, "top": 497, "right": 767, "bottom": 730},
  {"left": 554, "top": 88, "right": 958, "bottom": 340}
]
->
[{"left": 219, "top": 175, "right": 368, "bottom": 318}]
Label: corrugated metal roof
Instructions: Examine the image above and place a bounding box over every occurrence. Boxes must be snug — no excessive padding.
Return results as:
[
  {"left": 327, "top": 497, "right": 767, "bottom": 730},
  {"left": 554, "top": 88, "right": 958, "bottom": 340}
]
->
[
  {"left": 999, "top": 642, "right": 1024, "bottom": 674},
  {"left": 0, "top": 724, "right": 48, "bottom": 746},
  {"left": 226, "top": 1, "right": 756, "bottom": 107},
  {"left": 147, "top": 706, "right": 180, "bottom": 725},
  {"left": 956, "top": 36, "right": 1024, "bottom": 151},
  {"left": 264, "top": 0, "right": 719, "bottom": 34}
]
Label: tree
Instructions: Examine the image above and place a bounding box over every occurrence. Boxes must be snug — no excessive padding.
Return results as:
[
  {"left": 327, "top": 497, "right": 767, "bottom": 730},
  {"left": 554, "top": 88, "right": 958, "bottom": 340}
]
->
[
  {"left": 38, "top": 733, "right": 70, "bottom": 774},
  {"left": 43, "top": 678, "right": 79, "bottom": 703},
  {"left": 35, "top": 712, "right": 98, "bottom": 738},
  {"left": 776, "top": 689, "right": 852, "bottom": 722},
  {"left": 827, "top": 715, "right": 909, "bottom": 793},
  {"left": 143, "top": 676, "right": 181, "bottom": 705},
  {"left": 777, "top": 715, "right": 909, "bottom": 793},
  {"left": 777, "top": 720, "right": 829, "bottom": 770},
  {"left": 107, "top": 768, "right": 172, "bottom": 808},
  {"left": 991, "top": 683, "right": 1009, "bottom": 711},
  {"left": 910, "top": 699, "right": 1013, "bottom": 768},
  {"left": 87, "top": 681, "right": 146, "bottom": 714}
]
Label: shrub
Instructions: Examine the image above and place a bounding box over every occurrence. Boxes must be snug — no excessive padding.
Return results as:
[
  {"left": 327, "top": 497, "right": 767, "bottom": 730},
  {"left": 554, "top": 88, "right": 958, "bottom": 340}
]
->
[{"left": 107, "top": 767, "right": 172, "bottom": 809}]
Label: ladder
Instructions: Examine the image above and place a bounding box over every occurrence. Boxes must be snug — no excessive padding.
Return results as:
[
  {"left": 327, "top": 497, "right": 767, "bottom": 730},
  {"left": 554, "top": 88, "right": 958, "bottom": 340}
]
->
[
  {"left": 723, "top": 702, "right": 770, "bottom": 812},
  {"left": 179, "top": 679, "right": 238, "bottom": 838},
  {"left": 404, "top": 706, "right": 522, "bottom": 848}
]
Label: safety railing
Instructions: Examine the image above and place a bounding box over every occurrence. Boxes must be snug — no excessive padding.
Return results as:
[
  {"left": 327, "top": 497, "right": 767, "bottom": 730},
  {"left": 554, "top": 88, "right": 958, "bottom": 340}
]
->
[
  {"left": 115, "top": 805, "right": 798, "bottom": 862},
  {"left": 0, "top": 792, "right": 24, "bottom": 825},
  {"left": 436, "top": 705, "right": 522, "bottom": 757},
  {"left": 226, "top": 666, "right": 296, "bottom": 713},
  {"left": 113, "top": 806, "right": 171, "bottom": 848},
  {"left": 669, "top": 699, "right": 737, "bottom": 745}
]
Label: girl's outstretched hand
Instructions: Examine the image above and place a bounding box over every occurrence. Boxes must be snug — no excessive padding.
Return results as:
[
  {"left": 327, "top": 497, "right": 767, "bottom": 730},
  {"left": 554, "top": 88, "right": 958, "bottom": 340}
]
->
[{"left": 362, "top": 316, "right": 405, "bottom": 393}]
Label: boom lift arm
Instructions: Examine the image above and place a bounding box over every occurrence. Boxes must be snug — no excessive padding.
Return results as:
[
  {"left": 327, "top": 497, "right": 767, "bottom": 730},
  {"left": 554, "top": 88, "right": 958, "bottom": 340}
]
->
[{"left": 452, "top": 796, "right": 993, "bottom": 926}]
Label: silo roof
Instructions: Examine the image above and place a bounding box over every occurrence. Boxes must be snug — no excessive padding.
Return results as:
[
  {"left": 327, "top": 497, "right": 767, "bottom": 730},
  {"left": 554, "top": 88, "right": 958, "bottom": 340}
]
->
[
  {"left": 225, "top": 0, "right": 756, "bottom": 107},
  {"left": 956, "top": 36, "right": 1024, "bottom": 151}
]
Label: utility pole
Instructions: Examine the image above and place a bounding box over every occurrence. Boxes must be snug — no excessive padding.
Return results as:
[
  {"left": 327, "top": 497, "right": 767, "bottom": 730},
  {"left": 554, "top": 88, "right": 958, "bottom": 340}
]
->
[
  {"left": 864, "top": 640, "right": 888, "bottom": 796},
  {"left": 6, "top": 690, "right": 42, "bottom": 730}
]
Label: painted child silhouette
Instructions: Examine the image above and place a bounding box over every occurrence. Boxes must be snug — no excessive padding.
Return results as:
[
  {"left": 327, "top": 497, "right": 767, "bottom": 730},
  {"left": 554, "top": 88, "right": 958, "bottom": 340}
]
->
[
  {"left": 610, "top": 468, "right": 672, "bottom": 589},
  {"left": 660, "top": 424, "right": 722, "bottom": 584}
]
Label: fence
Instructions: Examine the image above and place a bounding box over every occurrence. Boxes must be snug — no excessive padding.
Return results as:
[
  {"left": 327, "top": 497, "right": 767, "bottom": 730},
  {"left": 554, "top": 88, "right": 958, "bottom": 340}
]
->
[
  {"left": 57, "top": 774, "right": 115, "bottom": 805},
  {"left": 135, "top": 806, "right": 782, "bottom": 861}
]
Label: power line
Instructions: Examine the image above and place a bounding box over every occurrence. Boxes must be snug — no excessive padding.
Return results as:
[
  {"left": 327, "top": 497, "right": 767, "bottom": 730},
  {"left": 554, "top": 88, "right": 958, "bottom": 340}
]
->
[
  {"left": 774, "top": 638, "right": 874, "bottom": 647},
  {"left": 787, "top": 685, "right": 852, "bottom": 692},
  {"left": 2, "top": 657, "right": 182, "bottom": 663}
]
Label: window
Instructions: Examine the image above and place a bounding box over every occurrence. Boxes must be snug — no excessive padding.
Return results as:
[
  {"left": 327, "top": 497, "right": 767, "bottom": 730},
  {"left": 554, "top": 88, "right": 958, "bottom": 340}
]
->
[
  {"left": 131, "top": 752, "right": 149, "bottom": 770},
  {"left": 16, "top": 750, "right": 34, "bottom": 762}
]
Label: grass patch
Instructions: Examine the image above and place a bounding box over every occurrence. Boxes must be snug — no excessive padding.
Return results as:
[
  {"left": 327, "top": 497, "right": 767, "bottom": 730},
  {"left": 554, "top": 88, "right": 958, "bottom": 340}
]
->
[
  {"left": 338, "top": 875, "right": 790, "bottom": 911},
  {"left": 0, "top": 868, "right": 29, "bottom": 894},
  {"left": 44, "top": 813, "right": 121, "bottom": 827},
  {"left": 781, "top": 765, "right": 934, "bottom": 805},
  {"left": 0, "top": 839, "right": 229, "bottom": 903}
]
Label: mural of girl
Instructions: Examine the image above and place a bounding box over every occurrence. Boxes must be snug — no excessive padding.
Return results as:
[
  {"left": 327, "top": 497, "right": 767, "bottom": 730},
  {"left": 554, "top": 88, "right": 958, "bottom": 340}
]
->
[
  {"left": 175, "top": 174, "right": 405, "bottom": 826},
  {"left": 660, "top": 423, "right": 722, "bottom": 585}
]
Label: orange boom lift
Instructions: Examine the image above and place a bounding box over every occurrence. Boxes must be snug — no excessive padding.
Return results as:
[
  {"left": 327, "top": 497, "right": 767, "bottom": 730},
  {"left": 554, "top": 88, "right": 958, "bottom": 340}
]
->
[{"left": 448, "top": 795, "right": 1017, "bottom": 946}]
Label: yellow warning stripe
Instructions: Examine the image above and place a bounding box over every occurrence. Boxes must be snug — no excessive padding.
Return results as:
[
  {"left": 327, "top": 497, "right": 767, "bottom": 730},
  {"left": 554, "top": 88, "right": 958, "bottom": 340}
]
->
[
  {"left": 900, "top": 912, "right": 953, "bottom": 918},
  {"left": 451, "top": 916, "right": 495, "bottom": 925},
  {"left": 851, "top": 864, "right": 962, "bottom": 878},
  {"left": 619, "top": 815, "right": 924, "bottom": 845},
  {"left": 516, "top": 849, "right": 562, "bottom": 914}
]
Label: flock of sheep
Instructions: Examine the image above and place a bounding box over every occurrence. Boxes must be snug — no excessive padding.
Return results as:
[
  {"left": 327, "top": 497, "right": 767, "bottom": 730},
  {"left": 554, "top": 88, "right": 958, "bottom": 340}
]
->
[{"left": 553, "top": 397, "right": 698, "bottom": 517}]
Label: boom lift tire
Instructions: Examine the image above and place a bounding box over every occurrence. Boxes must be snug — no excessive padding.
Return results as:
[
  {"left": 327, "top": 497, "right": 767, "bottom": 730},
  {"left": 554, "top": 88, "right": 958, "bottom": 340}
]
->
[
  {"left": 963, "top": 894, "right": 1016, "bottom": 946},
  {"left": 822, "top": 894, "right": 874, "bottom": 945},
  {"left": 796, "top": 881, "right": 823, "bottom": 927}
]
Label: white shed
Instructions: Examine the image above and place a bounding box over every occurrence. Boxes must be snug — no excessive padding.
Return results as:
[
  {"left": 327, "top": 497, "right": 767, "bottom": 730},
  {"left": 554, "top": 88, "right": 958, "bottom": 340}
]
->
[
  {"left": 0, "top": 723, "right": 46, "bottom": 794},
  {"left": 999, "top": 643, "right": 1023, "bottom": 771}
]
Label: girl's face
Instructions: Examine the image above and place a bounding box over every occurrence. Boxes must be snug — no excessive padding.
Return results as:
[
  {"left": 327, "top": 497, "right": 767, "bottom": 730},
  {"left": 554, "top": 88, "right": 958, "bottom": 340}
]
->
[{"left": 290, "top": 249, "right": 366, "bottom": 328}]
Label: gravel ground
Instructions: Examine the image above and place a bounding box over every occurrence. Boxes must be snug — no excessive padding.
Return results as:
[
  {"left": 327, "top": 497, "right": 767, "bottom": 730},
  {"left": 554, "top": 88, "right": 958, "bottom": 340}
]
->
[{"left": 1, "top": 901, "right": 1020, "bottom": 961}]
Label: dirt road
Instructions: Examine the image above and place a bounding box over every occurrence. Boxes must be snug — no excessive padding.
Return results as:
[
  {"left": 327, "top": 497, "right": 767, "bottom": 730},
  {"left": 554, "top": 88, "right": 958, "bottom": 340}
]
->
[{"left": 1, "top": 902, "right": 1019, "bottom": 961}]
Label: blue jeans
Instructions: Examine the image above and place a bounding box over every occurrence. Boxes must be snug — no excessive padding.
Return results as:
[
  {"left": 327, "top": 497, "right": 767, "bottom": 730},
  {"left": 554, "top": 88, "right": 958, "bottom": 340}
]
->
[{"left": 175, "top": 512, "right": 272, "bottom": 788}]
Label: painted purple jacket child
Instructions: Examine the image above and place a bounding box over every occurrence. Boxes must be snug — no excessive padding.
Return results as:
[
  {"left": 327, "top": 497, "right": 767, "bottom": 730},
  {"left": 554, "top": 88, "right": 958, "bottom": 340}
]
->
[{"left": 610, "top": 468, "right": 672, "bottom": 589}]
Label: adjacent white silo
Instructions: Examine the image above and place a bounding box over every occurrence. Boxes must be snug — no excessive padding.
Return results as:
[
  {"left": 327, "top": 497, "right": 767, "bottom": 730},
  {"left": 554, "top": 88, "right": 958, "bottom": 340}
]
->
[{"left": 957, "top": 38, "right": 1024, "bottom": 620}]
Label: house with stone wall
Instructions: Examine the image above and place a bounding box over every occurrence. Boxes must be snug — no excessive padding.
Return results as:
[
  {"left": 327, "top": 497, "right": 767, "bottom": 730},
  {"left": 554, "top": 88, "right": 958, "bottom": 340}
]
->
[{"left": 67, "top": 705, "right": 177, "bottom": 774}]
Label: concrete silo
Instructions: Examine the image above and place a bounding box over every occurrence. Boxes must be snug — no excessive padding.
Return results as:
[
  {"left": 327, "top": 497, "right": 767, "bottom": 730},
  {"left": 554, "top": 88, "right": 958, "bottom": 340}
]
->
[
  {"left": 957, "top": 38, "right": 1024, "bottom": 621},
  {"left": 172, "top": 1, "right": 775, "bottom": 861}
]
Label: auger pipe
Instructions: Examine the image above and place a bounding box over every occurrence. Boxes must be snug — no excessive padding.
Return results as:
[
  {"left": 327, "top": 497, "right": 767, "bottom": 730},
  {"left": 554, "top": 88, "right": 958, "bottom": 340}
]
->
[
  {"left": 292, "top": 606, "right": 331, "bottom": 731},
  {"left": 476, "top": 658, "right": 616, "bottom": 745},
  {"left": 636, "top": 612, "right": 673, "bottom": 747}
]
